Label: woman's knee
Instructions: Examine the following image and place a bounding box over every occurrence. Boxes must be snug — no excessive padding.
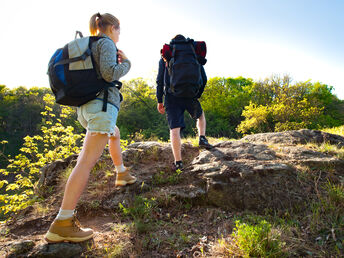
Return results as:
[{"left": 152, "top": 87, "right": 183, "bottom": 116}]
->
[
  {"left": 111, "top": 126, "right": 120, "bottom": 139},
  {"left": 76, "top": 150, "right": 99, "bottom": 169}
]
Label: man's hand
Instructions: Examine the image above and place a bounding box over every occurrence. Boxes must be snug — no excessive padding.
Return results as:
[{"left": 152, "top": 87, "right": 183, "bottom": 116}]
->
[{"left": 157, "top": 103, "right": 165, "bottom": 114}]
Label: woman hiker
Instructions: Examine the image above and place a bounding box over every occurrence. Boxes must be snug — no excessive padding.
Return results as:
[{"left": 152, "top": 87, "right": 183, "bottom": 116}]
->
[{"left": 45, "top": 12, "right": 136, "bottom": 243}]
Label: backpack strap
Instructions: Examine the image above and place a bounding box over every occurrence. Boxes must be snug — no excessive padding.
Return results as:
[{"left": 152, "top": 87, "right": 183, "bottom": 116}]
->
[
  {"left": 53, "top": 48, "right": 92, "bottom": 67},
  {"left": 75, "top": 31, "right": 84, "bottom": 39},
  {"left": 167, "top": 44, "right": 176, "bottom": 77},
  {"left": 189, "top": 43, "right": 198, "bottom": 60},
  {"left": 102, "top": 86, "right": 110, "bottom": 112},
  {"left": 171, "top": 44, "right": 176, "bottom": 59},
  {"left": 101, "top": 80, "right": 122, "bottom": 112}
]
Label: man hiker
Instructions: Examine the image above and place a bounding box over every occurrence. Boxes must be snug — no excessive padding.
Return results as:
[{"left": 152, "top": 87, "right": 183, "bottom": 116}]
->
[{"left": 156, "top": 34, "right": 213, "bottom": 171}]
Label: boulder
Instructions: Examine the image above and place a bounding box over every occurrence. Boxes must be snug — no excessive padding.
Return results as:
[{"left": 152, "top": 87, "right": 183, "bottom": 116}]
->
[
  {"left": 242, "top": 129, "right": 344, "bottom": 147},
  {"left": 30, "top": 243, "right": 82, "bottom": 258},
  {"left": 9, "top": 240, "right": 35, "bottom": 256},
  {"left": 35, "top": 155, "right": 78, "bottom": 197}
]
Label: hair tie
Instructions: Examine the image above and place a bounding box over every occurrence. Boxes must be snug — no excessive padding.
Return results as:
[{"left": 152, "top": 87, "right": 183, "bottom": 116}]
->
[{"left": 96, "top": 12, "right": 101, "bottom": 19}]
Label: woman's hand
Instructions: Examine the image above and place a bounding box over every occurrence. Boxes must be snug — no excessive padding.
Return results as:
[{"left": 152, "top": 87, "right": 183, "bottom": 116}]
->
[{"left": 117, "top": 49, "right": 128, "bottom": 63}]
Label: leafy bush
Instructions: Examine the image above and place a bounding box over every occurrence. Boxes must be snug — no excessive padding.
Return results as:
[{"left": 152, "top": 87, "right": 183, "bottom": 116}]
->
[
  {"left": 236, "top": 76, "right": 340, "bottom": 134},
  {"left": 201, "top": 77, "right": 253, "bottom": 137},
  {"left": 0, "top": 94, "right": 83, "bottom": 218},
  {"left": 117, "top": 79, "right": 169, "bottom": 141},
  {"left": 219, "top": 219, "right": 286, "bottom": 257}
]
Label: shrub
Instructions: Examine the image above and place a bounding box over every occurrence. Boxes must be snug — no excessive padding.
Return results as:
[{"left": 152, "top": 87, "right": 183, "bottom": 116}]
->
[
  {"left": 219, "top": 219, "right": 286, "bottom": 257},
  {"left": 0, "top": 94, "right": 83, "bottom": 219}
]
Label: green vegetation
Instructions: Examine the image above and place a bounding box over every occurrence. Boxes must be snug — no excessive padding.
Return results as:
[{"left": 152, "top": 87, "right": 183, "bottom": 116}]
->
[
  {"left": 0, "top": 94, "right": 83, "bottom": 218},
  {"left": 0, "top": 85, "right": 83, "bottom": 167},
  {"left": 152, "top": 169, "right": 183, "bottom": 186},
  {"left": 0, "top": 76, "right": 343, "bottom": 255},
  {"left": 1, "top": 75, "right": 342, "bottom": 167},
  {"left": 236, "top": 76, "right": 343, "bottom": 134},
  {"left": 308, "top": 181, "right": 344, "bottom": 253},
  {"left": 119, "top": 196, "right": 158, "bottom": 234},
  {"left": 323, "top": 125, "right": 344, "bottom": 136},
  {"left": 218, "top": 219, "right": 286, "bottom": 257}
]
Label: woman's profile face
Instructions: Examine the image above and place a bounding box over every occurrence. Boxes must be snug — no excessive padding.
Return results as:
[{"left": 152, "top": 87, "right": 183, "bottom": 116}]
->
[{"left": 110, "top": 25, "right": 120, "bottom": 43}]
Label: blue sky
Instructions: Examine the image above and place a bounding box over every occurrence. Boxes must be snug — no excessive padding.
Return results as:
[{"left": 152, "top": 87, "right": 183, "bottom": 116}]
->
[{"left": 0, "top": 0, "right": 343, "bottom": 99}]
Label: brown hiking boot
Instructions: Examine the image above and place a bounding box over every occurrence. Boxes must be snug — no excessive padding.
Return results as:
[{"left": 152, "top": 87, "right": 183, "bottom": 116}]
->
[
  {"left": 115, "top": 167, "right": 137, "bottom": 186},
  {"left": 44, "top": 215, "right": 93, "bottom": 243}
]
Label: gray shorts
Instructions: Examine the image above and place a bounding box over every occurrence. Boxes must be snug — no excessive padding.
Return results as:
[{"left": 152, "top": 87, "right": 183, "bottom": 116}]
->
[{"left": 77, "top": 99, "right": 119, "bottom": 136}]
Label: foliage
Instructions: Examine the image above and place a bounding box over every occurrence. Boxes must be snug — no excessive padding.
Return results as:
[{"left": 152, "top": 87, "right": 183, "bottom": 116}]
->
[
  {"left": 119, "top": 196, "right": 157, "bottom": 222},
  {"left": 237, "top": 103, "right": 273, "bottom": 134},
  {"left": 323, "top": 125, "right": 344, "bottom": 137},
  {"left": 219, "top": 219, "right": 286, "bottom": 257},
  {"left": 236, "top": 75, "right": 341, "bottom": 134},
  {"left": 309, "top": 181, "right": 344, "bottom": 252},
  {"left": 0, "top": 94, "right": 83, "bottom": 218},
  {"left": 200, "top": 77, "right": 253, "bottom": 137},
  {"left": 119, "top": 196, "right": 158, "bottom": 234},
  {"left": 0, "top": 85, "right": 83, "bottom": 168},
  {"left": 1, "top": 76, "right": 343, "bottom": 159},
  {"left": 152, "top": 169, "right": 183, "bottom": 186},
  {"left": 305, "top": 141, "right": 344, "bottom": 160},
  {"left": 117, "top": 79, "right": 169, "bottom": 141}
]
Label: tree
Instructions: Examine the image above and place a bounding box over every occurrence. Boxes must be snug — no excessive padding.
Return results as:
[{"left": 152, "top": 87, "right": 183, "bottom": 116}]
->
[
  {"left": 236, "top": 75, "right": 340, "bottom": 134},
  {"left": 117, "top": 79, "right": 169, "bottom": 140},
  {"left": 200, "top": 77, "right": 254, "bottom": 137}
]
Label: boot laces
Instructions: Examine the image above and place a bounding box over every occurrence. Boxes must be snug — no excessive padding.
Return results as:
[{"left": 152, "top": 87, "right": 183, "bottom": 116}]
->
[{"left": 72, "top": 216, "right": 82, "bottom": 232}]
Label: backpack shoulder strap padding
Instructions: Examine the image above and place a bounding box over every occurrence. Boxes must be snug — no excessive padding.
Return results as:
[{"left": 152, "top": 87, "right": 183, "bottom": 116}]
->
[{"left": 189, "top": 42, "right": 198, "bottom": 60}]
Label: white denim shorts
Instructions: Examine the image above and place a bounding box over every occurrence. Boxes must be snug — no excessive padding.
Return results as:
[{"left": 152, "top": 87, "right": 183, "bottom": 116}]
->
[{"left": 77, "top": 98, "right": 119, "bottom": 136}]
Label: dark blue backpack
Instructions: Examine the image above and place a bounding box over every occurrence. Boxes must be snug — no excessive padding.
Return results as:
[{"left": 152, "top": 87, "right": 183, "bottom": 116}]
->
[
  {"left": 167, "top": 38, "right": 202, "bottom": 98},
  {"left": 48, "top": 31, "right": 121, "bottom": 112}
]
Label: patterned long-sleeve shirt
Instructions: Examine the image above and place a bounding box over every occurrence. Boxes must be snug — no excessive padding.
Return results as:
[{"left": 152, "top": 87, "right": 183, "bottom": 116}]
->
[{"left": 91, "top": 33, "right": 131, "bottom": 109}]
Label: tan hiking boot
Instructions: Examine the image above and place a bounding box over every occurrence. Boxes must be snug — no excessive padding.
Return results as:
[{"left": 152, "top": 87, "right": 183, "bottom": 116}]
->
[
  {"left": 115, "top": 167, "right": 137, "bottom": 186},
  {"left": 44, "top": 215, "right": 93, "bottom": 243}
]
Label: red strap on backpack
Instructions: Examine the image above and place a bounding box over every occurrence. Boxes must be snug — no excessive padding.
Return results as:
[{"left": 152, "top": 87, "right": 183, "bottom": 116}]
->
[
  {"left": 195, "top": 41, "right": 206, "bottom": 58},
  {"left": 161, "top": 44, "right": 172, "bottom": 61}
]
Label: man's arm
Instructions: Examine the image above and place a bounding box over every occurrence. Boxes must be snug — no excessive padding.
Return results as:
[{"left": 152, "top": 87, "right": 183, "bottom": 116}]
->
[
  {"left": 156, "top": 58, "right": 165, "bottom": 103},
  {"left": 156, "top": 58, "right": 165, "bottom": 114}
]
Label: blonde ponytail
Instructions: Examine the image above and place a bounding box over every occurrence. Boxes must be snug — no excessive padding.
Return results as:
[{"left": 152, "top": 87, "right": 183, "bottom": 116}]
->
[{"left": 89, "top": 12, "right": 120, "bottom": 36}]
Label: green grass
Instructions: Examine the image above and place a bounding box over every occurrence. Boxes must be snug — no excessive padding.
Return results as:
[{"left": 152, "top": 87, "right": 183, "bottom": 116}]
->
[
  {"left": 119, "top": 196, "right": 157, "bottom": 221},
  {"left": 119, "top": 196, "right": 158, "bottom": 234},
  {"left": 304, "top": 142, "right": 344, "bottom": 160},
  {"left": 152, "top": 169, "right": 183, "bottom": 186},
  {"left": 308, "top": 181, "right": 344, "bottom": 254},
  {"left": 322, "top": 125, "right": 344, "bottom": 137},
  {"left": 217, "top": 219, "right": 286, "bottom": 257},
  {"left": 181, "top": 136, "right": 235, "bottom": 147}
]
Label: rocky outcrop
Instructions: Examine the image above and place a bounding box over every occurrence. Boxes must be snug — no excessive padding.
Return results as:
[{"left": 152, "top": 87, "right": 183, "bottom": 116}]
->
[
  {"left": 35, "top": 154, "right": 78, "bottom": 197},
  {"left": 3, "top": 129, "right": 344, "bottom": 257},
  {"left": 35, "top": 130, "right": 344, "bottom": 213},
  {"left": 242, "top": 129, "right": 344, "bottom": 147},
  {"left": 95, "top": 131, "right": 344, "bottom": 213}
]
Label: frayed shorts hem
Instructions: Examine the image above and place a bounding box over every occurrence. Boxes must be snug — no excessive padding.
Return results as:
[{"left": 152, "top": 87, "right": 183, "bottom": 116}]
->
[{"left": 88, "top": 130, "right": 115, "bottom": 137}]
